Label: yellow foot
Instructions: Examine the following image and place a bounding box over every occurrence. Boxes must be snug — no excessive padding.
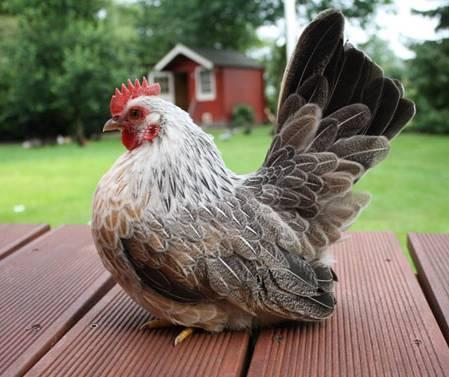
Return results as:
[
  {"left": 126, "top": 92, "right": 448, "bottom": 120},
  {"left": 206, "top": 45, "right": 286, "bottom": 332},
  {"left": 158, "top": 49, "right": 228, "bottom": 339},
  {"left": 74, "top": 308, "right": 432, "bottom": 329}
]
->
[
  {"left": 174, "top": 327, "right": 195, "bottom": 346},
  {"left": 140, "top": 318, "right": 172, "bottom": 331}
]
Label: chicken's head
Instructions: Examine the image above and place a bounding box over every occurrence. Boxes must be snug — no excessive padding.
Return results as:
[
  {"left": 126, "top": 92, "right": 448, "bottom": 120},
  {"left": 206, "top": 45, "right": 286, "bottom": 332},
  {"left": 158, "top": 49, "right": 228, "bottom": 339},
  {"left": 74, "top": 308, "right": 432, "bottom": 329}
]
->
[{"left": 103, "top": 78, "right": 163, "bottom": 151}]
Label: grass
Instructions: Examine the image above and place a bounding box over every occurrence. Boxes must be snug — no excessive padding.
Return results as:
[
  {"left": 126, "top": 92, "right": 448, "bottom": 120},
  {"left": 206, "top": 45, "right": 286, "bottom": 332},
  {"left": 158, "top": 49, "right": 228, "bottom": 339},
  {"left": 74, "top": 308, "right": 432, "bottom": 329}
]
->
[{"left": 1, "top": 126, "right": 448, "bottom": 256}]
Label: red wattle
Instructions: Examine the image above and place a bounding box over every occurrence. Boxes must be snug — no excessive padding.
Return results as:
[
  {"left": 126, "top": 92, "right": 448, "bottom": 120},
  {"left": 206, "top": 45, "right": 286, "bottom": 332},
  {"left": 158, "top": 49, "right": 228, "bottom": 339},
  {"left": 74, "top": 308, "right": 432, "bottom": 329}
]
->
[{"left": 122, "top": 128, "right": 137, "bottom": 150}]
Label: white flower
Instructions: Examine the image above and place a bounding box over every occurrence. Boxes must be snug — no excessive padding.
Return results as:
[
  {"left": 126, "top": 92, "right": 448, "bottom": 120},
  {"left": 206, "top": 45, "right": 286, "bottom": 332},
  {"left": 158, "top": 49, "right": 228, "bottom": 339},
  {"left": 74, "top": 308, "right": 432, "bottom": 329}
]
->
[{"left": 13, "top": 204, "right": 26, "bottom": 213}]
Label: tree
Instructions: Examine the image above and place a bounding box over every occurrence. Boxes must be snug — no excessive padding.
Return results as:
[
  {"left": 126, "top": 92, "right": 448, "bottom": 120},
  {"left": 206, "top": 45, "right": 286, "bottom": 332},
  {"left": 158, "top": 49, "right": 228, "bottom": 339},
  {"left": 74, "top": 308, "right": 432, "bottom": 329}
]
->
[
  {"left": 306, "top": 0, "right": 393, "bottom": 25},
  {"left": 0, "top": 0, "right": 136, "bottom": 143},
  {"left": 415, "top": 6, "right": 449, "bottom": 30},
  {"left": 135, "top": 0, "right": 284, "bottom": 68},
  {"left": 0, "top": 0, "right": 399, "bottom": 141},
  {"left": 408, "top": 5, "right": 449, "bottom": 134},
  {"left": 262, "top": 41, "right": 287, "bottom": 113},
  {"left": 0, "top": 4, "right": 20, "bottom": 139}
]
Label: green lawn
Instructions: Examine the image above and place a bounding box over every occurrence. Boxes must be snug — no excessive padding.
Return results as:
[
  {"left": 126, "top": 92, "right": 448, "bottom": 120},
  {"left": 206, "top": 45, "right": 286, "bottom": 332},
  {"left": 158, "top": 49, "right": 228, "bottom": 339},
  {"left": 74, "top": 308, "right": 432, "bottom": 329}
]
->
[{"left": 1, "top": 127, "right": 448, "bottom": 255}]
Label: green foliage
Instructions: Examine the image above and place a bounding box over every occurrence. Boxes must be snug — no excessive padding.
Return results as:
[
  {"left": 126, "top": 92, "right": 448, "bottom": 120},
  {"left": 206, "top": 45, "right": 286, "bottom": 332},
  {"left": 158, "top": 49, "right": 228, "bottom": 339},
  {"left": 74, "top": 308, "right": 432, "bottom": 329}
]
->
[
  {"left": 51, "top": 20, "right": 137, "bottom": 142},
  {"left": 263, "top": 41, "right": 286, "bottom": 113},
  {"left": 0, "top": 13, "right": 17, "bottom": 41},
  {"left": 0, "top": 0, "right": 136, "bottom": 142},
  {"left": 408, "top": 38, "right": 449, "bottom": 134},
  {"left": 232, "top": 104, "right": 255, "bottom": 134},
  {"left": 135, "top": 0, "right": 283, "bottom": 67},
  {"left": 0, "top": 0, "right": 403, "bottom": 141},
  {"left": 407, "top": 5, "right": 449, "bottom": 134},
  {"left": 413, "top": 6, "right": 449, "bottom": 31},
  {"left": 298, "top": 0, "right": 392, "bottom": 26}
]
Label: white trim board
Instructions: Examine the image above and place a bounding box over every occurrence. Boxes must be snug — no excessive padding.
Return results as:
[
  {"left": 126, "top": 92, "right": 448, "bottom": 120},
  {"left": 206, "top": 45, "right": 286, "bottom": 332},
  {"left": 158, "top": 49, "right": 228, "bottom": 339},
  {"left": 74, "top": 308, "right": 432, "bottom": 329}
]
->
[{"left": 154, "top": 43, "right": 213, "bottom": 71}]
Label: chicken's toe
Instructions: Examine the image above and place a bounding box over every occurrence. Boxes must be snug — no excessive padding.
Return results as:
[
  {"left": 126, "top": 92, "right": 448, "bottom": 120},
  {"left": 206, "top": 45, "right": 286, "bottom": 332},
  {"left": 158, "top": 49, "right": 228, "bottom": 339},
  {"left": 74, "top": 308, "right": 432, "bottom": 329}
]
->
[
  {"left": 140, "top": 318, "right": 172, "bottom": 331},
  {"left": 174, "top": 327, "right": 195, "bottom": 346}
]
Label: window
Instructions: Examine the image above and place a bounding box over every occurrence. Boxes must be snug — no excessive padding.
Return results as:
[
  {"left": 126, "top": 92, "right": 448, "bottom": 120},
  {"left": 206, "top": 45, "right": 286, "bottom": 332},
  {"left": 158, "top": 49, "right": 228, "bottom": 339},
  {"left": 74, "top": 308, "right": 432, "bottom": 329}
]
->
[
  {"left": 195, "top": 67, "right": 216, "bottom": 101},
  {"left": 199, "top": 70, "right": 212, "bottom": 93},
  {"left": 149, "top": 71, "right": 174, "bottom": 103},
  {"left": 155, "top": 76, "right": 170, "bottom": 94}
]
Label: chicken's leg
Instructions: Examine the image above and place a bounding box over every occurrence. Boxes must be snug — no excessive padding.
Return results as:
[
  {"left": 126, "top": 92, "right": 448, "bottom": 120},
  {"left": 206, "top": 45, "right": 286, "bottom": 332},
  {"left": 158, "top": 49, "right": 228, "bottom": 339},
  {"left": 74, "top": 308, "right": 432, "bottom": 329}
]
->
[
  {"left": 141, "top": 320, "right": 195, "bottom": 346},
  {"left": 174, "top": 327, "right": 195, "bottom": 346}
]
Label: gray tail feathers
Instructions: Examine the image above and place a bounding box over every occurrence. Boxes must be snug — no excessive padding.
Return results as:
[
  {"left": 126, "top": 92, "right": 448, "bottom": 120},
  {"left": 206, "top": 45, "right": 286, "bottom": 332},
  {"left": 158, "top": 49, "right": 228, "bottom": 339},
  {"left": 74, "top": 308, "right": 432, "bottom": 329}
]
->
[
  {"left": 249, "top": 9, "right": 415, "bottom": 257},
  {"left": 276, "top": 9, "right": 415, "bottom": 141}
]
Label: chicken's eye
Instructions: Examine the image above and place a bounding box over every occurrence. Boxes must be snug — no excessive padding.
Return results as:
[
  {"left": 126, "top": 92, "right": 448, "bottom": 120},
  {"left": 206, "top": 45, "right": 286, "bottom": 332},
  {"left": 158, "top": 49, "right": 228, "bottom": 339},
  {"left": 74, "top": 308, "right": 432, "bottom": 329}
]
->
[{"left": 129, "top": 108, "right": 142, "bottom": 121}]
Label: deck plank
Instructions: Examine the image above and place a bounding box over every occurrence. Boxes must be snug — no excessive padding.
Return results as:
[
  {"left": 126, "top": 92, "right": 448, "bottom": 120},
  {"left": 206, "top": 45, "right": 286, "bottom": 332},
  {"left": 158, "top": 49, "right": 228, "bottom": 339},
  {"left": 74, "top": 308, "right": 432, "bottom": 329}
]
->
[
  {"left": 26, "top": 286, "right": 250, "bottom": 377},
  {"left": 0, "top": 225, "right": 114, "bottom": 377},
  {"left": 247, "top": 232, "right": 449, "bottom": 377},
  {"left": 408, "top": 233, "right": 449, "bottom": 345},
  {"left": 0, "top": 224, "right": 50, "bottom": 261}
]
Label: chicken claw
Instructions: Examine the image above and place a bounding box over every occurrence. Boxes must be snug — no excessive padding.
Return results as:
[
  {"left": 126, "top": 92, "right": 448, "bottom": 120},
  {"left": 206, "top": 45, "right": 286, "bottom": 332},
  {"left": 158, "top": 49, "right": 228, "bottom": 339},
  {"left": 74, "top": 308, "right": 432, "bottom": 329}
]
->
[{"left": 140, "top": 318, "right": 172, "bottom": 331}]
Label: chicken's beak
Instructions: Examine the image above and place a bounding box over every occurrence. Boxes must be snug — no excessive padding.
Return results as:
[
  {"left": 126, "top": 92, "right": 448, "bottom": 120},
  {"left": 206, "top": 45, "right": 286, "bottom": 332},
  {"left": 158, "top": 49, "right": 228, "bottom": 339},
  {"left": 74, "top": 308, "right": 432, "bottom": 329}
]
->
[{"left": 103, "top": 118, "right": 122, "bottom": 132}]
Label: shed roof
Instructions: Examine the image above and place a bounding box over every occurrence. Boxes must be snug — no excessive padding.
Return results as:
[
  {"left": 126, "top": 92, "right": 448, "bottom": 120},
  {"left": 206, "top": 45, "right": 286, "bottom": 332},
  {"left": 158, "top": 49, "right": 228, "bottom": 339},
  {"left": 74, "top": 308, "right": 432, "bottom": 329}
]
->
[
  {"left": 154, "top": 43, "right": 263, "bottom": 71},
  {"left": 189, "top": 46, "right": 263, "bottom": 69}
]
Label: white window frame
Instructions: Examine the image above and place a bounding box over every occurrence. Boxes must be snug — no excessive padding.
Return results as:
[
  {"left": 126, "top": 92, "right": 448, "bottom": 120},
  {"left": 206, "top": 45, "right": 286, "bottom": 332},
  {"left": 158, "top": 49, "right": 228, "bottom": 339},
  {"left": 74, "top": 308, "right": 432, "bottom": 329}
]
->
[
  {"left": 195, "top": 67, "right": 216, "bottom": 102},
  {"left": 148, "top": 71, "right": 175, "bottom": 103}
]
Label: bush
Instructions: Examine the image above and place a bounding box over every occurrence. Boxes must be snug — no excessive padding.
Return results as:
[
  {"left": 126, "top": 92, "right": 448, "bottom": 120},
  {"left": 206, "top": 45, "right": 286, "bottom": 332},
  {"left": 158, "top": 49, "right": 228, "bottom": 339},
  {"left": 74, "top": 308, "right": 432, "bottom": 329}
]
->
[
  {"left": 407, "top": 38, "right": 449, "bottom": 134},
  {"left": 408, "top": 98, "right": 449, "bottom": 134},
  {"left": 232, "top": 104, "right": 255, "bottom": 134},
  {"left": 0, "top": 1, "right": 137, "bottom": 144}
]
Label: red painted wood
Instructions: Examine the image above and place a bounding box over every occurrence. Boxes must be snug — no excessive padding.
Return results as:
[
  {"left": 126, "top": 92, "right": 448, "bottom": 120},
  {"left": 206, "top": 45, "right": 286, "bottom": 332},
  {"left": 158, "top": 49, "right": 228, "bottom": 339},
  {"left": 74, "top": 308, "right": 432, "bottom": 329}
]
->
[
  {"left": 193, "top": 67, "right": 225, "bottom": 124},
  {"left": 164, "top": 54, "right": 266, "bottom": 124},
  {"left": 223, "top": 67, "right": 267, "bottom": 123},
  {"left": 166, "top": 55, "right": 224, "bottom": 123},
  {"left": 0, "top": 224, "right": 49, "bottom": 261}
]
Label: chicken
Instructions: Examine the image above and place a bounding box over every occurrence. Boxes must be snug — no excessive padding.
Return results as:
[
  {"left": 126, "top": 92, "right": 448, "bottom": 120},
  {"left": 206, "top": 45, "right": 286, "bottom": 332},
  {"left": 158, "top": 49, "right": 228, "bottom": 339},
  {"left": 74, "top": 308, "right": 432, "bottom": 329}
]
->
[{"left": 92, "top": 9, "right": 415, "bottom": 345}]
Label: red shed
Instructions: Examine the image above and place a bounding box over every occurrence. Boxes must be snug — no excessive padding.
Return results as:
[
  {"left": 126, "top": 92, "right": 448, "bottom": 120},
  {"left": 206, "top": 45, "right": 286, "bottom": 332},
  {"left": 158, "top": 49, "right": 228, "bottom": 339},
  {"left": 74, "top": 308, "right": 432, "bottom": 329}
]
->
[{"left": 149, "top": 44, "right": 267, "bottom": 125}]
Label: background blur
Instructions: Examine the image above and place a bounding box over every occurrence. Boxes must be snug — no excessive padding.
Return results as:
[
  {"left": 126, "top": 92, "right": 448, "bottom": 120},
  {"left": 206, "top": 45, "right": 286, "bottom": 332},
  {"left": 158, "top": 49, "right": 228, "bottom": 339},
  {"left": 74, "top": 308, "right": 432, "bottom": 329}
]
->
[{"left": 0, "top": 0, "right": 448, "bottom": 249}]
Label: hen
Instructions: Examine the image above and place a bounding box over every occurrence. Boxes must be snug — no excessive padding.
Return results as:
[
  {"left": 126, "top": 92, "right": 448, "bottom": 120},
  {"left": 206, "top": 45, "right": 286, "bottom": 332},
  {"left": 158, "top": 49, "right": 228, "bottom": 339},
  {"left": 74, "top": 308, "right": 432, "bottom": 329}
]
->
[{"left": 92, "top": 9, "right": 415, "bottom": 344}]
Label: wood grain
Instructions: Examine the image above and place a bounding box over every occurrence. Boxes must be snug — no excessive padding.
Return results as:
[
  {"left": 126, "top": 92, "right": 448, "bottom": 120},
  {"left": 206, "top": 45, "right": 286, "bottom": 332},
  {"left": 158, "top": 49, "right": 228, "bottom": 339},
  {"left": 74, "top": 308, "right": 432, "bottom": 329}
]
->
[
  {"left": 0, "top": 224, "right": 49, "bottom": 261},
  {"left": 26, "top": 286, "right": 250, "bottom": 377},
  {"left": 247, "top": 232, "right": 449, "bottom": 377},
  {"left": 408, "top": 233, "right": 449, "bottom": 346},
  {"left": 0, "top": 225, "right": 113, "bottom": 377}
]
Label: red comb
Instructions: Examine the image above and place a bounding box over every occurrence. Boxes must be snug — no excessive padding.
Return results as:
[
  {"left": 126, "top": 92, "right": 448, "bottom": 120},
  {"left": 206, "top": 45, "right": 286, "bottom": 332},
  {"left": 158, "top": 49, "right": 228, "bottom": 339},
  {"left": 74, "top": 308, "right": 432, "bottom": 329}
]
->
[{"left": 110, "top": 78, "right": 160, "bottom": 116}]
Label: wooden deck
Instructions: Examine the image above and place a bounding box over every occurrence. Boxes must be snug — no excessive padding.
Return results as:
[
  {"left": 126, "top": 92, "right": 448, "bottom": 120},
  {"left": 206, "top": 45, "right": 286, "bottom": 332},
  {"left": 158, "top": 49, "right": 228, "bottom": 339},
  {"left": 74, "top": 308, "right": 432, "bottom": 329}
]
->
[
  {"left": 408, "top": 233, "right": 449, "bottom": 346},
  {"left": 1, "top": 225, "right": 449, "bottom": 377}
]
